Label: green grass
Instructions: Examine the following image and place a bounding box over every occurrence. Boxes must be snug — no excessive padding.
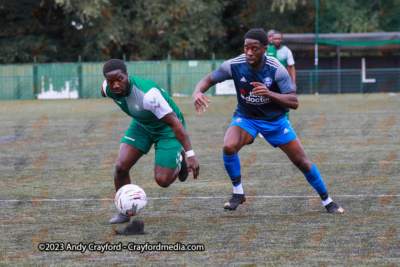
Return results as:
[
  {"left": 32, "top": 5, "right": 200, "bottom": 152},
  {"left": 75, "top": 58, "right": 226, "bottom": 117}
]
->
[{"left": 0, "top": 93, "right": 399, "bottom": 266}]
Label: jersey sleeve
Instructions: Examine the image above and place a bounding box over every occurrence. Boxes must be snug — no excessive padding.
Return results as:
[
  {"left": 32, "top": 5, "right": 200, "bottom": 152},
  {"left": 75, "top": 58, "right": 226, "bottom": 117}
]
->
[
  {"left": 275, "top": 65, "right": 295, "bottom": 94},
  {"left": 211, "top": 60, "right": 232, "bottom": 82},
  {"left": 102, "top": 80, "right": 108, "bottom": 97},
  {"left": 143, "top": 88, "right": 173, "bottom": 119},
  {"left": 286, "top": 48, "right": 295, "bottom": 66},
  {"left": 102, "top": 79, "right": 117, "bottom": 99}
]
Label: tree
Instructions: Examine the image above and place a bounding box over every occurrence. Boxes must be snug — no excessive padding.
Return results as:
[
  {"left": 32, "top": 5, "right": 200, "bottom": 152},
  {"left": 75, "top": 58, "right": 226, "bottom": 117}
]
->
[
  {"left": 0, "top": 0, "right": 68, "bottom": 63},
  {"left": 0, "top": 0, "right": 399, "bottom": 63}
]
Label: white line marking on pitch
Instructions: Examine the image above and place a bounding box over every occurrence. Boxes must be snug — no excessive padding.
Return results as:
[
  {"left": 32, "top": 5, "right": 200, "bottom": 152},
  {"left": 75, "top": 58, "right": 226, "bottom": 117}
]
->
[{"left": 0, "top": 195, "right": 398, "bottom": 202}]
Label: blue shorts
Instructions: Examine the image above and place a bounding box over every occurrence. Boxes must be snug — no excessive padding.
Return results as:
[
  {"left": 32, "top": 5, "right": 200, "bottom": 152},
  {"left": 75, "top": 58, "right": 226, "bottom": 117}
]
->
[{"left": 229, "top": 116, "right": 297, "bottom": 147}]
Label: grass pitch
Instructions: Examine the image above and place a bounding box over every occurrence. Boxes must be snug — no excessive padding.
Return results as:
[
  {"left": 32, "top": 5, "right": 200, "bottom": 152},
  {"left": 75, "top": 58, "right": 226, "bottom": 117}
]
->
[{"left": 0, "top": 93, "right": 399, "bottom": 266}]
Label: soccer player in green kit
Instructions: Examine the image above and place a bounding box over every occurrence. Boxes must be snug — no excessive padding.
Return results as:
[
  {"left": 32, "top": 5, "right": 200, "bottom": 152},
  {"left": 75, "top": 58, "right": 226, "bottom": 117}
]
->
[
  {"left": 101, "top": 59, "right": 199, "bottom": 224},
  {"left": 267, "top": 31, "right": 296, "bottom": 120},
  {"left": 266, "top": 31, "right": 296, "bottom": 91}
]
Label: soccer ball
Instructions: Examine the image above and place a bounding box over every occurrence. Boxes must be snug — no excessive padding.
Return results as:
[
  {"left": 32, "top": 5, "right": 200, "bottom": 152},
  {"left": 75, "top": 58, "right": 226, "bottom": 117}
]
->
[{"left": 115, "top": 184, "right": 147, "bottom": 216}]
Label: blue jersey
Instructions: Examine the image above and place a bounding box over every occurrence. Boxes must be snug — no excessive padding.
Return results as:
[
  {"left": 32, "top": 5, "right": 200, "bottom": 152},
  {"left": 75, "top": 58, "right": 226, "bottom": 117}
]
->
[{"left": 212, "top": 54, "right": 295, "bottom": 121}]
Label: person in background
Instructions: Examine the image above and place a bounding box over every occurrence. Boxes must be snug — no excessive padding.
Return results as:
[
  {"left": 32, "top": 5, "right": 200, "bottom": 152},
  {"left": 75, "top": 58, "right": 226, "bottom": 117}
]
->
[
  {"left": 266, "top": 31, "right": 297, "bottom": 120},
  {"left": 266, "top": 31, "right": 296, "bottom": 92},
  {"left": 267, "top": 29, "right": 275, "bottom": 47}
]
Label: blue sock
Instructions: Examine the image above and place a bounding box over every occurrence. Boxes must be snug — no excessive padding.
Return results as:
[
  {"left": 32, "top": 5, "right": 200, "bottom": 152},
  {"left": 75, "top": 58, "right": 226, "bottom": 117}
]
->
[
  {"left": 223, "top": 153, "right": 241, "bottom": 184},
  {"left": 303, "top": 163, "right": 328, "bottom": 200}
]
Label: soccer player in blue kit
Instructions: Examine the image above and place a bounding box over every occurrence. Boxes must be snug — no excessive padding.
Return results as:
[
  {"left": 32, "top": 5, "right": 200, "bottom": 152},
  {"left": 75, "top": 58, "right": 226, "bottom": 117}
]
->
[{"left": 193, "top": 28, "right": 344, "bottom": 214}]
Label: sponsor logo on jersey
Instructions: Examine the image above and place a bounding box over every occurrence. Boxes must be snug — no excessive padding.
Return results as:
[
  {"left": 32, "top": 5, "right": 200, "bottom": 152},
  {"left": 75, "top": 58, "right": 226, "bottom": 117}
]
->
[
  {"left": 235, "top": 118, "right": 242, "bottom": 123},
  {"left": 284, "top": 128, "right": 289, "bottom": 134},
  {"left": 240, "top": 88, "right": 247, "bottom": 95},
  {"left": 240, "top": 91, "right": 270, "bottom": 105},
  {"left": 240, "top": 77, "right": 247, "bottom": 82},
  {"left": 263, "top": 77, "right": 273, "bottom": 87}
]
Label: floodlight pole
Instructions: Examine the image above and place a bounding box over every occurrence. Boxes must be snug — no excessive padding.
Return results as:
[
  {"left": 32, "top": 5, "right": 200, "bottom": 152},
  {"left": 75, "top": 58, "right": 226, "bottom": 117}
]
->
[{"left": 315, "top": 0, "right": 319, "bottom": 94}]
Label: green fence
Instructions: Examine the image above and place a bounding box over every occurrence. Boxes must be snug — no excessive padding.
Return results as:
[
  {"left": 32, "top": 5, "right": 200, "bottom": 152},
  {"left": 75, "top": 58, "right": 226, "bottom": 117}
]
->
[
  {"left": 296, "top": 68, "right": 400, "bottom": 95},
  {"left": 0, "top": 65, "right": 34, "bottom": 100},
  {"left": 0, "top": 61, "right": 399, "bottom": 100}
]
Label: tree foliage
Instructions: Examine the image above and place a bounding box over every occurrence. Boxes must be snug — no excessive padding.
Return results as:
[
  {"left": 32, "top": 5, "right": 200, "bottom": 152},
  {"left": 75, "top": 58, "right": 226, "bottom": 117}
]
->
[{"left": 0, "top": 0, "right": 399, "bottom": 63}]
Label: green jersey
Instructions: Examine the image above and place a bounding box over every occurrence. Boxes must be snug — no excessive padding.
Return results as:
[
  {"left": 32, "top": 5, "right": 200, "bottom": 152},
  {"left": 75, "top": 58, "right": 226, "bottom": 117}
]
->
[
  {"left": 266, "top": 45, "right": 295, "bottom": 68},
  {"left": 102, "top": 76, "right": 185, "bottom": 135}
]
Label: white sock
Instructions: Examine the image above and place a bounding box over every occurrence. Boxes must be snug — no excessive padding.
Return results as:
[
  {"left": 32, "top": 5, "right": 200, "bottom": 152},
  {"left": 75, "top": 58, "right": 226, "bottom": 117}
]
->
[
  {"left": 322, "top": 196, "right": 332, "bottom": 206},
  {"left": 233, "top": 183, "right": 244, "bottom": 195}
]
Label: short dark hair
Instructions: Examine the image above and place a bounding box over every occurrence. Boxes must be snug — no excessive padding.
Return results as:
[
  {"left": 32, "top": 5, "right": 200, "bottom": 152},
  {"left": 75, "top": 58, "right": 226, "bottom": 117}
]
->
[
  {"left": 244, "top": 28, "right": 268, "bottom": 46},
  {"left": 103, "top": 59, "right": 127, "bottom": 77}
]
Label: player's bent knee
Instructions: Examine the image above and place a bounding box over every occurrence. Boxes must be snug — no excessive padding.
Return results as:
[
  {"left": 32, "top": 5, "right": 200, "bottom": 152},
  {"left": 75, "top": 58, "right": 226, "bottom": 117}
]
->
[
  {"left": 223, "top": 142, "right": 239, "bottom": 156},
  {"left": 115, "top": 163, "right": 129, "bottom": 179},
  {"left": 294, "top": 158, "right": 311, "bottom": 173},
  {"left": 154, "top": 175, "right": 172, "bottom": 188}
]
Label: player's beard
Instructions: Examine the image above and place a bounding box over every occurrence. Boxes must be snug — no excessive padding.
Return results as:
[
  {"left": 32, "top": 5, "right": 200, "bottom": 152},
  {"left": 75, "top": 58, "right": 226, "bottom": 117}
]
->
[
  {"left": 247, "top": 57, "right": 262, "bottom": 70},
  {"left": 115, "top": 81, "right": 130, "bottom": 97},
  {"left": 123, "top": 81, "right": 130, "bottom": 96},
  {"left": 274, "top": 43, "right": 282, "bottom": 49}
]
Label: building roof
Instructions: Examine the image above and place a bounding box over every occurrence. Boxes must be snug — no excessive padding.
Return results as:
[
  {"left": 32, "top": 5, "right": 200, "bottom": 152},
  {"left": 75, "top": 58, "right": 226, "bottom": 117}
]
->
[
  {"left": 283, "top": 32, "right": 400, "bottom": 45},
  {"left": 280, "top": 32, "right": 400, "bottom": 52}
]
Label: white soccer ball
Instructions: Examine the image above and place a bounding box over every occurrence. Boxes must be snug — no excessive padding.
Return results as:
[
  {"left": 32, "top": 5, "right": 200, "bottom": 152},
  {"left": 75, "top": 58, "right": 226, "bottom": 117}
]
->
[{"left": 115, "top": 184, "right": 147, "bottom": 216}]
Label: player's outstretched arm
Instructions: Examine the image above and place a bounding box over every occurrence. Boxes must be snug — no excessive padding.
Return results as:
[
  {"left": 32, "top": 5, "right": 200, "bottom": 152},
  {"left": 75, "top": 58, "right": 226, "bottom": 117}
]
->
[
  {"left": 193, "top": 73, "right": 215, "bottom": 116},
  {"left": 160, "top": 113, "right": 200, "bottom": 179}
]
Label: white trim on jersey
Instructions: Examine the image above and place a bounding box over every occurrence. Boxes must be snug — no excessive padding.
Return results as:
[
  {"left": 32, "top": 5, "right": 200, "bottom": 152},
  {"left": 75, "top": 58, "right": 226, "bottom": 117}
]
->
[
  {"left": 266, "top": 57, "right": 281, "bottom": 69},
  {"left": 143, "top": 88, "right": 173, "bottom": 119},
  {"left": 231, "top": 61, "right": 246, "bottom": 65},
  {"left": 232, "top": 54, "right": 246, "bottom": 64},
  {"left": 102, "top": 80, "right": 108, "bottom": 97},
  {"left": 266, "top": 61, "right": 280, "bottom": 69}
]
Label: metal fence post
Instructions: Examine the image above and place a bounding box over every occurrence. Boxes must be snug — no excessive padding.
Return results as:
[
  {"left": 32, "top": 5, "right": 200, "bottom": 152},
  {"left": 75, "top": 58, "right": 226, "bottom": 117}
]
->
[
  {"left": 78, "top": 55, "right": 83, "bottom": 98},
  {"left": 360, "top": 70, "right": 363, "bottom": 94},
  {"left": 210, "top": 53, "right": 216, "bottom": 95},
  {"left": 15, "top": 76, "right": 20, "bottom": 99},
  {"left": 167, "top": 53, "right": 172, "bottom": 96},
  {"left": 33, "top": 57, "right": 38, "bottom": 99},
  {"left": 337, "top": 46, "right": 341, "bottom": 94}
]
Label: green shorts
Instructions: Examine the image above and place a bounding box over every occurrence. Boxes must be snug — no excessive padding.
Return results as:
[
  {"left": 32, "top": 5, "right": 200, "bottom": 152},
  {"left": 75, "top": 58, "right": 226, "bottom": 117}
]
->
[{"left": 122, "top": 121, "right": 182, "bottom": 169}]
